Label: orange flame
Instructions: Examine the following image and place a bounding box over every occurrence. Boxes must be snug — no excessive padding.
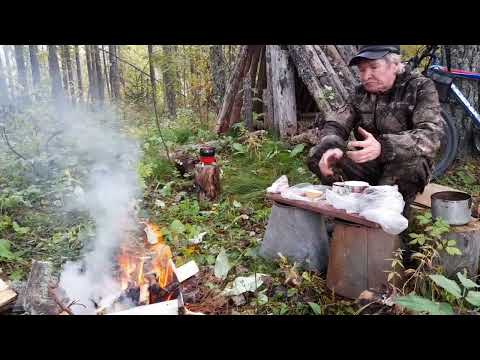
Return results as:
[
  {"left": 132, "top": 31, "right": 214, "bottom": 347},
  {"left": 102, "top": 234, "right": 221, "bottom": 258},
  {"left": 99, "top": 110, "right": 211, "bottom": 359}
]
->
[{"left": 116, "top": 221, "right": 176, "bottom": 303}]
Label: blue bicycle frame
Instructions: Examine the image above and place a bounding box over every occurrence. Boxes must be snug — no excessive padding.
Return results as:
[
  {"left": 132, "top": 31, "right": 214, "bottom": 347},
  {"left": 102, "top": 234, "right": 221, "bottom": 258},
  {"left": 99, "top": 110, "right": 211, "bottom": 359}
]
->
[{"left": 428, "top": 62, "right": 480, "bottom": 128}]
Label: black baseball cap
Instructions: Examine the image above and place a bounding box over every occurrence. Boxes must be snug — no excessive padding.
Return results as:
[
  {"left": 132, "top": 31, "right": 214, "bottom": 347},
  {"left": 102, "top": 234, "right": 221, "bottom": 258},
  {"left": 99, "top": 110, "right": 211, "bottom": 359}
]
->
[{"left": 348, "top": 45, "right": 401, "bottom": 66}]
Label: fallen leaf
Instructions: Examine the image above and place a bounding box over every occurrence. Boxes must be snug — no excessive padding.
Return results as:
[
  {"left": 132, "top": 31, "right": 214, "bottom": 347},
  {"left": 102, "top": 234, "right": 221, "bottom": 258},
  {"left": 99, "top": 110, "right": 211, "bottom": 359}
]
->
[
  {"left": 214, "top": 249, "right": 231, "bottom": 280},
  {"left": 189, "top": 231, "right": 207, "bottom": 244},
  {"left": 155, "top": 200, "right": 166, "bottom": 208},
  {"left": 221, "top": 274, "right": 267, "bottom": 297}
]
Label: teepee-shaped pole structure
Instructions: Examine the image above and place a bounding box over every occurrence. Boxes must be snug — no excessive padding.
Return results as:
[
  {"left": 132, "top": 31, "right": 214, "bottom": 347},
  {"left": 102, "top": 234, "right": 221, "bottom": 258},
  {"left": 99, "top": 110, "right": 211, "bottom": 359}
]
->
[{"left": 215, "top": 45, "right": 360, "bottom": 139}]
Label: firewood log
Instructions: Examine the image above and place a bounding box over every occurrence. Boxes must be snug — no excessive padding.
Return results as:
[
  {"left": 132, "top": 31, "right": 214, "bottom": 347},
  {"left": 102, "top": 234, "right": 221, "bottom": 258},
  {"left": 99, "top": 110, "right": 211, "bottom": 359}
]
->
[{"left": 23, "top": 260, "right": 60, "bottom": 315}]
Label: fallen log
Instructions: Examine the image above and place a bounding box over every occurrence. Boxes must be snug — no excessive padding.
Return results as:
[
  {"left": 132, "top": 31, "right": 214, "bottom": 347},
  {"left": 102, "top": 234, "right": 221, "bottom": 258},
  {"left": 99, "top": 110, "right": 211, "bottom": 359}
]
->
[{"left": 23, "top": 260, "right": 60, "bottom": 315}]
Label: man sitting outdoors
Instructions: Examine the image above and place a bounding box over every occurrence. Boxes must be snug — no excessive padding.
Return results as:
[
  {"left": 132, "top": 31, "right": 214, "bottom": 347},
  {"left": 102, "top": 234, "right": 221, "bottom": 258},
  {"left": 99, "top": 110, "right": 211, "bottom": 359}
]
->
[{"left": 307, "top": 45, "right": 445, "bottom": 218}]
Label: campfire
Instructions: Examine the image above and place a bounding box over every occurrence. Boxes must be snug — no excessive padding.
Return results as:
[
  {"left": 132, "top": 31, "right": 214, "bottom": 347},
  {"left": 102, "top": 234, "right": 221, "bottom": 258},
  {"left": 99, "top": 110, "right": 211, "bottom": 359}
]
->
[
  {"left": 89, "top": 221, "right": 201, "bottom": 315},
  {"left": 31, "top": 219, "right": 202, "bottom": 316}
]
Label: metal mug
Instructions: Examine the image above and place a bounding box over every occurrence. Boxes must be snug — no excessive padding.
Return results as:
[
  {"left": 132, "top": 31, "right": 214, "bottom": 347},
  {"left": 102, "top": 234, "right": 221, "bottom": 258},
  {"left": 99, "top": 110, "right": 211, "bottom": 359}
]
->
[{"left": 332, "top": 181, "right": 369, "bottom": 195}]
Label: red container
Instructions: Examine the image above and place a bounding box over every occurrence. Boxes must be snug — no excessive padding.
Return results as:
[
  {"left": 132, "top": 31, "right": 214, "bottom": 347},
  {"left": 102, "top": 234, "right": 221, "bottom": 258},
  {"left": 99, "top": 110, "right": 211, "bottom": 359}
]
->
[{"left": 199, "top": 146, "right": 216, "bottom": 165}]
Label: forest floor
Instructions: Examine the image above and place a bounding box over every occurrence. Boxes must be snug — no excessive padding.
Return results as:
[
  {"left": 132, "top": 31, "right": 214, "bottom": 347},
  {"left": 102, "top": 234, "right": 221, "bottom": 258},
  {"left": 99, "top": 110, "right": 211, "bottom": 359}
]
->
[{"left": 2, "top": 106, "right": 480, "bottom": 315}]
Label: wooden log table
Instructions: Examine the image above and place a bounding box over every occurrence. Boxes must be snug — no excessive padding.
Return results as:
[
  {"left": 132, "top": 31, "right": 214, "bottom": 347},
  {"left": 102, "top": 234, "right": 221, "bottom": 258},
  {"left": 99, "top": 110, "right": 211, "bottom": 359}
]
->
[
  {"left": 266, "top": 193, "right": 380, "bottom": 228},
  {"left": 265, "top": 193, "right": 401, "bottom": 299}
]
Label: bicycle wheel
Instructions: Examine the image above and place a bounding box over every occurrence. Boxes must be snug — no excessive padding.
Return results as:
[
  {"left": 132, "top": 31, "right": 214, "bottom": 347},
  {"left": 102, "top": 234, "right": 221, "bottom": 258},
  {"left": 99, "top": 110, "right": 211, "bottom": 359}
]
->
[{"left": 432, "top": 109, "right": 459, "bottom": 179}]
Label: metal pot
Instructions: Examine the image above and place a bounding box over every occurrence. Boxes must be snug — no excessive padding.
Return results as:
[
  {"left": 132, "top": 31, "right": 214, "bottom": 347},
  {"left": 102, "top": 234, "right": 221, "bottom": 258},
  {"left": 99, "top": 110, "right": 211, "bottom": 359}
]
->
[{"left": 431, "top": 191, "right": 472, "bottom": 225}]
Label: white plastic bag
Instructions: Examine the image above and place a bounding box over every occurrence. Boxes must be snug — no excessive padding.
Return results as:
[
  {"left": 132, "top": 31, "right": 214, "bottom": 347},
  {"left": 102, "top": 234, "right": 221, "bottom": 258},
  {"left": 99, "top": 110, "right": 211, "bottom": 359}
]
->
[
  {"left": 267, "top": 175, "right": 289, "bottom": 194},
  {"left": 325, "top": 185, "right": 408, "bottom": 235},
  {"left": 325, "top": 189, "right": 363, "bottom": 214},
  {"left": 358, "top": 185, "right": 408, "bottom": 235}
]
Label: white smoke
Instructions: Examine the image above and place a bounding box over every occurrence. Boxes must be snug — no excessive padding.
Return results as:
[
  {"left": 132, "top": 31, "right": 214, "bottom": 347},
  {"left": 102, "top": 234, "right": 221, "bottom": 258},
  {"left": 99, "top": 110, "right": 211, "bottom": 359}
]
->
[{"left": 55, "top": 106, "right": 143, "bottom": 315}]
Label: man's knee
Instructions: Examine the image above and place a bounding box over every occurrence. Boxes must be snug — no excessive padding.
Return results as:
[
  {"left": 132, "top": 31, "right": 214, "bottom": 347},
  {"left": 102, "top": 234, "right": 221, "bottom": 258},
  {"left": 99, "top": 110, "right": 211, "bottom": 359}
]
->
[
  {"left": 380, "top": 157, "right": 432, "bottom": 215},
  {"left": 382, "top": 157, "right": 431, "bottom": 190}
]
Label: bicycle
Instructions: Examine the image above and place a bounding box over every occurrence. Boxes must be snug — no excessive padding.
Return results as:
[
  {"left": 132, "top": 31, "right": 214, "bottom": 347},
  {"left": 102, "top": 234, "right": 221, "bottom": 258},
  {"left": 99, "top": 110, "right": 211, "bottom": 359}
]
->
[{"left": 407, "top": 45, "right": 480, "bottom": 179}]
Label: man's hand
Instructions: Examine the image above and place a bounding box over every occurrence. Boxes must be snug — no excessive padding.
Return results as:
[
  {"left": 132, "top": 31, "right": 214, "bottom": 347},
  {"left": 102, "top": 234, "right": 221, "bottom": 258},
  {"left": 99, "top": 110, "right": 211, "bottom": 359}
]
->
[
  {"left": 319, "top": 148, "right": 343, "bottom": 177},
  {"left": 346, "top": 127, "right": 381, "bottom": 163}
]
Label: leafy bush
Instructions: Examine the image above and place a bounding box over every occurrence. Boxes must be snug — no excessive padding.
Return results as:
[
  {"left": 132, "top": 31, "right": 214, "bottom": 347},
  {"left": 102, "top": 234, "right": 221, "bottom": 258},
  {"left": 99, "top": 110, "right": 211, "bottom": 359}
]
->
[{"left": 395, "top": 271, "right": 480, "bottom": 315}]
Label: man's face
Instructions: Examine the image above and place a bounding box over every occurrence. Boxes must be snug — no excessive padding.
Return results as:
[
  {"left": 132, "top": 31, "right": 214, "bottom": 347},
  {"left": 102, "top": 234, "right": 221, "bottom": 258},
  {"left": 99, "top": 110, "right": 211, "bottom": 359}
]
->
[{"left": 358, "top": 58, "right": 397, "bottom": 93}]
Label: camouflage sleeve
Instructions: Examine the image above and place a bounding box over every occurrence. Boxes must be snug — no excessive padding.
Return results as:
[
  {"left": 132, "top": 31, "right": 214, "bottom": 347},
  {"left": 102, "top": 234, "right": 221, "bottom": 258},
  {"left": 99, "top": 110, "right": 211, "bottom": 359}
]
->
[
  {"left": 306, "top": 102, "right": 358, "bottom": 176},
  {"left": 378, "top": 79, "right": 444, "bottom": 163}
]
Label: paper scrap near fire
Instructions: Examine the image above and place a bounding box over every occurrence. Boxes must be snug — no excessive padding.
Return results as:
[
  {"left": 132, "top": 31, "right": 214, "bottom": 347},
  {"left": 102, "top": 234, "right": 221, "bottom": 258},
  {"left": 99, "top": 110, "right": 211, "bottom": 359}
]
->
[
  {"left": 173, "top": 260, "right": 199, "bottom": 283},
  {"left": 110, "top": 299, "right": 179, "bottom": 315},
  {"left": 143, "top": 221, "right": 163, "bottom": 244}
]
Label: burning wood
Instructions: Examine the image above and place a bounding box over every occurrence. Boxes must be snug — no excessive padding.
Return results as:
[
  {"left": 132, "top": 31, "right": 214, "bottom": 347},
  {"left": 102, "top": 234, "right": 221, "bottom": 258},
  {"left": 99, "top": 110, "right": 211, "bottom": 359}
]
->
[{"left": 53, "top": 219, "right": 202, "bottom": 315}]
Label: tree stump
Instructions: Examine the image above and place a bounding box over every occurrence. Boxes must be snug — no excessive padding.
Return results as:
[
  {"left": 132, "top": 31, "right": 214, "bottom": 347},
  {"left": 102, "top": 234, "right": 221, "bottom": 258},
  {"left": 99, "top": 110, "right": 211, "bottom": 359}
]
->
[
  {"left": 194, "top": 163, "right": 221, "bottom": 202},
  {"left": 437, "top": 219, "right": 480, "bottom": 277}
]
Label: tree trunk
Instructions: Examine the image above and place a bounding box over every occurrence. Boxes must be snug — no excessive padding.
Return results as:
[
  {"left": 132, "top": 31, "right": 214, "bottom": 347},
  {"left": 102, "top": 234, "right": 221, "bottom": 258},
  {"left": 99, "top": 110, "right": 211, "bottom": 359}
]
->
[
  {"left": 3, "top": 46, "right": 15, "bottom": 99},
  {"left": 116, "top": 45, "right": 126, "bottom": 96},
  {"left": 194, "top": 163, "right": 221, "bottom": 202},
  {"left": 209, "top": 45, "right": 226, "bottom": 113},
  {"left": 0, "top": 52, "right": 9, "bottom": 105},
  {"left": 101, "top": 45, "right": 111, "bottom": 100},
  {"left": 437, "top": 220, "right": 480, "bottom": 277},
  {"left": 61, "top": 46, "right": 69, "bottom": 97},
  {"left": 74, "top": 45, "right": 83, "bottom": 102},
  {"left": 65, "top": 46, "right": 75, "bottom": 104},
  {"left": 148, "top": 45, "right": 158, "bottom": 106},
  {"left": 161, "top": 45, "right": 177, "bottom": 119},
  {"left": 109, "top": 45, "right": 121, "bottom": 100},
  {"left": 28, "top": 45, "right": 41, "bottom": 91},
  {"left": 47, "top": 45, "right": 63, "bottom": 103},
  {"left": 93, "top": 45, "right": 105, "bottom": 105},
  {"left": 445, "top": 45, "right": 480, "bottom": 157},
  {"left": 85, "top": 45, "right": 96, "bottom": 103},
  {"left": 14, "top": 45, "right": 28, "bottom": 99},
  {"left": 269, "top": 45, "right": 297, "bottom": 138}
]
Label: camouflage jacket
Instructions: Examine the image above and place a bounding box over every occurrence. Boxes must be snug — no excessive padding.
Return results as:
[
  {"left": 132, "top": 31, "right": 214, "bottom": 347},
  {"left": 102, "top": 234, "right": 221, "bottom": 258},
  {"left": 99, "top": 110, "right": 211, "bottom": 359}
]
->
[{"left": 307, "top": 68, "right": 445, "bottom": 169}]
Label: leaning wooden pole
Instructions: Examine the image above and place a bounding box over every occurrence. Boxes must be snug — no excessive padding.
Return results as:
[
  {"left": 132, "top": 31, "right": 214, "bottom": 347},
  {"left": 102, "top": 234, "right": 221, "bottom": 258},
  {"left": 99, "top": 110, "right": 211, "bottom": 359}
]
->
[
  {"left": 215, "top": 45, "right": 250, "bottom": 134},
  {"left": 269, "top": 45, "right": 297, "bottom": 139}
]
